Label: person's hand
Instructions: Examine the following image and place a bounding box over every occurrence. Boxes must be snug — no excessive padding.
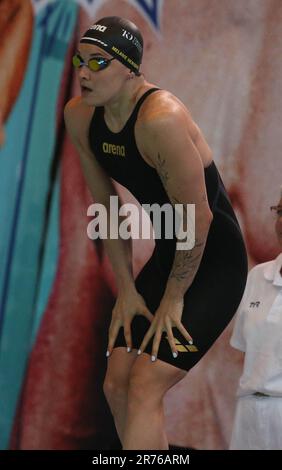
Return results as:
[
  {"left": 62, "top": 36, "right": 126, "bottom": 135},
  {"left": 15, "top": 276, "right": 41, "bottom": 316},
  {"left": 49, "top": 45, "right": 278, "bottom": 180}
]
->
[
  {"left": 138, "top": 296, "right": 193, "bottom": 362},
  {"left": 106, "top": 287, "right": 154, "bottom": 357}
]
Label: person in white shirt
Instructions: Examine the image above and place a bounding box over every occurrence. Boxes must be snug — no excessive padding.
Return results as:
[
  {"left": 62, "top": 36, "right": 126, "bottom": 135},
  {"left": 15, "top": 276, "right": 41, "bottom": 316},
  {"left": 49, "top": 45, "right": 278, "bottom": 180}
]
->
[{"left": 229, "top": 189, "right": 282, "bottom": 450}]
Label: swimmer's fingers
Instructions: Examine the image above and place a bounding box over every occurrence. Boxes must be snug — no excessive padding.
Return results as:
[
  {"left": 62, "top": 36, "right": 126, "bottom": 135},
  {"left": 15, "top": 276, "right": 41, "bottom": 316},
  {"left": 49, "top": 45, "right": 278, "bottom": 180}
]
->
[
  {"left": 106, "top": 320, "right": 122, "bottom": 358},
  {"left": 123, "top": 321, "right": 133, "bottom": 352},
  {"left": 137, "top": 319, "right": 158, "bottom": 358},
  {"left": 149, "top": 319, "right": 178, "bottom": 361},
  {"left": 164, "top": 319, "right": 179, "bottom": 359},
  {"left": 150, "top": 325, "right": 165, "bottom": 362},
  {"left": 123, "top": 305, "right": 153, "bottom": 353},
  {"left": 139, "top": 306, "right": 155, "bottom": 323},
  {"left": 176, "top": 321, "right": 193, "bottom": 345}
]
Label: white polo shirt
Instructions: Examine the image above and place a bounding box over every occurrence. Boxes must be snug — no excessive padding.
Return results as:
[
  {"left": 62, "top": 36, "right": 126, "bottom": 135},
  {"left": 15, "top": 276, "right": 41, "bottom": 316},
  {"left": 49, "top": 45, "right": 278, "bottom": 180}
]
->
[{"left": 230, "top": 253, "right": 282, "bottom": 397}]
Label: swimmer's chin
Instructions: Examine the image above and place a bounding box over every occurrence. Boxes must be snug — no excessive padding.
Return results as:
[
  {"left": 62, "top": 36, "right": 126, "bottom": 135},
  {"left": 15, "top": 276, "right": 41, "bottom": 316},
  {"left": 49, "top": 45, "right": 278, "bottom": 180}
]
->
[
  {"left": 80, "top": 94, "right": 96, "bottom": 106},
  {"left": 81, "top": 94, "right": 105, "bottom": 107}
]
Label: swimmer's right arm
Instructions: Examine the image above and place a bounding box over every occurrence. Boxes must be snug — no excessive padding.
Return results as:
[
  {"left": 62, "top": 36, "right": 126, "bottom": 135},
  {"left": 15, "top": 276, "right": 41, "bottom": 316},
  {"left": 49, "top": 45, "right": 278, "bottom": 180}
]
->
[
  {"left": 64, "top": 98, "right": 135, "bottom": 292},
  {"left": 64, "top": 98, "right": 154, "bottom": 355}
]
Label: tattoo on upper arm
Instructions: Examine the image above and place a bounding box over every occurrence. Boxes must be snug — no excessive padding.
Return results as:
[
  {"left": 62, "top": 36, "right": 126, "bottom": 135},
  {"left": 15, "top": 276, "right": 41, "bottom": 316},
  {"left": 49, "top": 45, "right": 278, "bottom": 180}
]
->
[
  {"left": 156, "top": 153, "right": 208, "bottom": 206},
  {"left": 168, "top": 238, "right": 205, "bottom": 281},
  {"left": 156, "top": 152, "right": 169, "bottom": 188},
  {"left": 171, "top": 194, "right": 208, "bottom": 206},
  {"left": 155, "top": 153, "right": 209, "bottom": 285}
]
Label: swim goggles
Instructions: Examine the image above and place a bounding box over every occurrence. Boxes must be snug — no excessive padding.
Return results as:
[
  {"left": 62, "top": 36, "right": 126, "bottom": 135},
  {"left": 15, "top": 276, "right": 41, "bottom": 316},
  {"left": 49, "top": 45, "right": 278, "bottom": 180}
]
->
[{"left": 72, "top": 54, "right": 116, "bottom": 72}]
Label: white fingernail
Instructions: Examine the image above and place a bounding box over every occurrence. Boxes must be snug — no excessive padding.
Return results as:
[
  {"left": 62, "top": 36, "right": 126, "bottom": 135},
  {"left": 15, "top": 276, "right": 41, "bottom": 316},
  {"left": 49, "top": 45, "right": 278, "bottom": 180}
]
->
[
  {"left": 106, "top": 351, "right": 110, "bottom": 357},
  {"left": 151, "top": 355, "right": 156, "bottom": 362},
  {"left": 137, "top": 349, "right": 142, "bottom": 355},
  {"left": 127, "top": 347, "right": 131, "bottom": 353},
  {"left": 189, "top": 340, "right": 193, "bottom": 345},
  {"left": 173, "top": 352, "right": 178, "bottom": 358}
]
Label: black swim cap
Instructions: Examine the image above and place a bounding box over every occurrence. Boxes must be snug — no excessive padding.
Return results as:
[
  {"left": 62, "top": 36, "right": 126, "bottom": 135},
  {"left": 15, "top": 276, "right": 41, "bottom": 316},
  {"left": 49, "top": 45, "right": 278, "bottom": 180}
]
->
[{"left": 80, "top": 16, "right": 143, "bottom": 76}]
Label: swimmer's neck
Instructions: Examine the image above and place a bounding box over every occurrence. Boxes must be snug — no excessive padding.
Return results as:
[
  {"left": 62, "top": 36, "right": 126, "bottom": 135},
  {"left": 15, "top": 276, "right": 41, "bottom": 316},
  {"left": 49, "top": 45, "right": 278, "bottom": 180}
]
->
[{"left": 103, "top": 74, "right": 150, "bottom": 126}]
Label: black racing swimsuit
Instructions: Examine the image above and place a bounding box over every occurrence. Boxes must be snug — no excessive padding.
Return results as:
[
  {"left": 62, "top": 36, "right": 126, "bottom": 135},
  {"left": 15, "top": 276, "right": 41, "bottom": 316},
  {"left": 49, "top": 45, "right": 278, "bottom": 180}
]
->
[{"left": 88, "top": 87, "right": 248, "bottom": 371}]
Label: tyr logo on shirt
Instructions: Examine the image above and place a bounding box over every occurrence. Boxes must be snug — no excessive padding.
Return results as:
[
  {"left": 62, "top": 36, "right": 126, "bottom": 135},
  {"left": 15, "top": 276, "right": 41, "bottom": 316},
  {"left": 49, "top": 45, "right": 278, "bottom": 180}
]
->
[
  {"left": 249, "top": 301, "right": 261, "bottom": 308},
  {"left": 102, "top": 142, "right": 126, "bottom": 157}
]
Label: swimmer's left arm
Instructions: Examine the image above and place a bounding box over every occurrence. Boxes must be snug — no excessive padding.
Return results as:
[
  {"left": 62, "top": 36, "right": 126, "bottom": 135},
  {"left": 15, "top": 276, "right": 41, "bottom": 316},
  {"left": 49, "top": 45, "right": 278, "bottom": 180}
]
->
[
  {"left": 137, "top": 109, "right": 213, "bottom": 360},
  {"left": 141, "top": 108, "right": 213, "bottom": 299}
]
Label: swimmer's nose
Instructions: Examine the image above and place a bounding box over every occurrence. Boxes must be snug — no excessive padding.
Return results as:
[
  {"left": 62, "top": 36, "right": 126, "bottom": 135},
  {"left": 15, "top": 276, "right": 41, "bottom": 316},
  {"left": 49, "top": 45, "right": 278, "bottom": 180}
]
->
[{"left": 78, "top": 65, "right": 91, "bottom": 80}]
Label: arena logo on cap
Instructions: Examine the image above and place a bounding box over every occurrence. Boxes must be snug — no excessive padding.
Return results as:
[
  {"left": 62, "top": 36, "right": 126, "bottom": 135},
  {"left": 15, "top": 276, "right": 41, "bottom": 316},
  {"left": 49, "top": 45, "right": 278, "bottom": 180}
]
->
[{"left": 89, "top": 24, "right": 107, "bottom": 32}]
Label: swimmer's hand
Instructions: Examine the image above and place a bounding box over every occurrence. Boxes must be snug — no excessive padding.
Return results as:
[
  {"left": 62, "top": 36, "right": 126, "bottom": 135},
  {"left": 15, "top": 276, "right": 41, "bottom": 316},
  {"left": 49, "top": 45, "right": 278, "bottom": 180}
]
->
[
  {"left": 138, "top": 296, "right": 193, "bottom": 362},
  {"left": 106, "top": 287, "right": 154, "bottom": 357}
]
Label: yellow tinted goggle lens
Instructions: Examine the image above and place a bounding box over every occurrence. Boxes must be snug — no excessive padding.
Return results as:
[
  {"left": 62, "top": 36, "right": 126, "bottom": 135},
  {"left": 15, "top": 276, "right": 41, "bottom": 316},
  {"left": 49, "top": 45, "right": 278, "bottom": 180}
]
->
[
  {"left": 72, "top": 55, "right": 81, "bottom": 68},
  {"left": 72, "top": 55, "right": 107, "bottom": 71},
  {"left": 88, "top": 58, "right": 102, "bottom": 71}
]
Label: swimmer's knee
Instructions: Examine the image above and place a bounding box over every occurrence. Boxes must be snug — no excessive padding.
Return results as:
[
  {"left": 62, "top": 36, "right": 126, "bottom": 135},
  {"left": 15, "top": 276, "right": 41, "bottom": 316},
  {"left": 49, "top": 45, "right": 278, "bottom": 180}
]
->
[
  {"left": 103, "top": 347, "right": 139, "bottom": 399},
  {"left": 127, "top": 354, "right": 186, "bottom": 404}
]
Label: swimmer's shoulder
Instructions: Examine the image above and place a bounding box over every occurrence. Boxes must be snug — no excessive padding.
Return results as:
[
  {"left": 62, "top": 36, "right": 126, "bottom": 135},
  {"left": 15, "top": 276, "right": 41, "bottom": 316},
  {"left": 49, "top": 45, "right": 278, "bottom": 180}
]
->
[
  {"left": 136, "top": 87, "right": 198, "bottom": 141},
  {"left": 136, "top": 86, "right": 213, "bottom": 167},
  {"left": 64, "top": 96, "right": 95, "bottom": 146}
]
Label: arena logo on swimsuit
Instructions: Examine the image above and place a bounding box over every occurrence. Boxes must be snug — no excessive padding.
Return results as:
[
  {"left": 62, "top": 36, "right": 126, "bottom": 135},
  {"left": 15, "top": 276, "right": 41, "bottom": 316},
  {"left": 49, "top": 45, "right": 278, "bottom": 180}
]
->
[{"left": 102, "top": 142, "right": 126, "bottom": 157}]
